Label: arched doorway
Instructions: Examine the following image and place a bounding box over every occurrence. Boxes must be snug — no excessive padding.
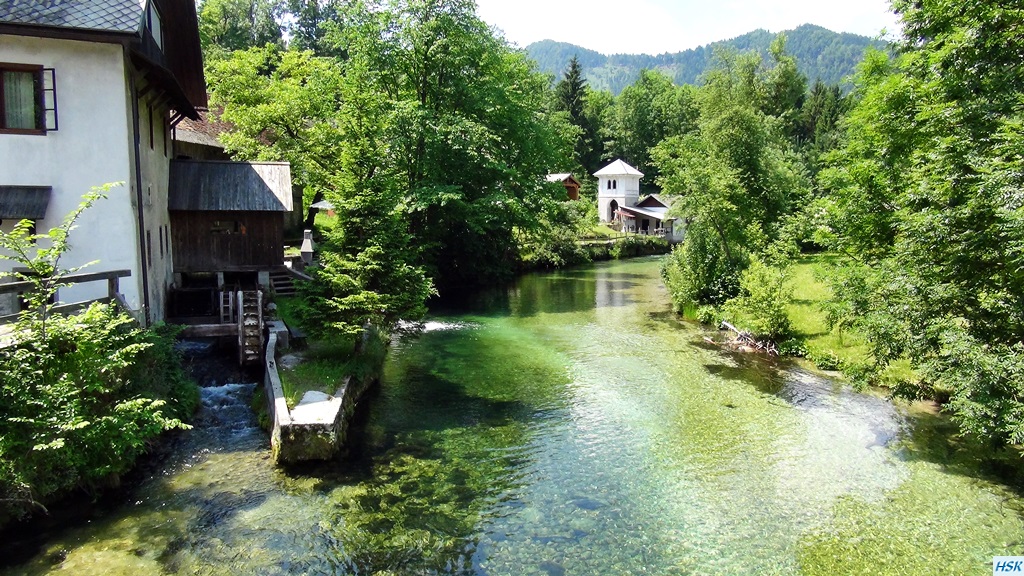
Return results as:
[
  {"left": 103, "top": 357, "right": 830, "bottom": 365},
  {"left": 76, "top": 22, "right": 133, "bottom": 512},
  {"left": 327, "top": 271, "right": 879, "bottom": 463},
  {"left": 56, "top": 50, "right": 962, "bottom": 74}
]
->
[{"left": 609, "top": 199, "right": 619, "bottom": 222}]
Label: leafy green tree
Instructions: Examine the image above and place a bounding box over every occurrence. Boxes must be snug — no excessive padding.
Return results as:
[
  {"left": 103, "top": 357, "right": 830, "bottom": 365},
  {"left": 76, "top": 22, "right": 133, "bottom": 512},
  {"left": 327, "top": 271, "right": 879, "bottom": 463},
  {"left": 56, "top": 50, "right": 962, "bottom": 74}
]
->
[
  {"left": 366, "top": 0, "right": 573, "bottom": 292},
  {"left": 723, "top": 257, "right": 792, "bottom": 339},
  {"left": 606, "top": 69, "right": 697, "bottom": 184},
  {"left": 211, "top": 0, "right": 573, "bottom": 334},
  {"left": 819, "top": 1, "right": 1024, "bottom": 446},
  {"left": 287, "top": 0, "right": 347, "bottom": 56},
  {"left": 0, "top": 186, "right": 112, "bottom": 336},
  {"left": 655, "top": 42, "right": 810, "bottom": 314},
  {"left": 198, "top": 0, "right": 284, "bottom": 60},
  {"left": 210, "top": 45, "right": 346, "bottom": 228},
  {"left": 580, "top": 88, "right": 613, "bottom": 178}
]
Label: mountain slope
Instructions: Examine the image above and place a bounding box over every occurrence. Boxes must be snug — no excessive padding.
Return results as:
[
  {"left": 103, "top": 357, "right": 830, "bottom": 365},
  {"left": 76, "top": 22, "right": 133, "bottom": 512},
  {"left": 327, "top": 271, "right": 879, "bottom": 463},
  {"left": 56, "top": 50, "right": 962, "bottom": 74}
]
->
[{"left": 527, "top": 24, "right": 886, "bottom": 94}]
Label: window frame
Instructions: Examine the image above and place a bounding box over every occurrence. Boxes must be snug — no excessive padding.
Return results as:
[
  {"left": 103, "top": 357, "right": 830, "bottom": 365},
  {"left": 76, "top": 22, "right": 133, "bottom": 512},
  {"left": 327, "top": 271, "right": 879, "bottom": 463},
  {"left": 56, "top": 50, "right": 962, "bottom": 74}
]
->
[
  {"left": 0, "top": 63, "right": 46, "bottom": 135},
  {"left": 146, "top": 2, "right": 164, "bottom": 51}
]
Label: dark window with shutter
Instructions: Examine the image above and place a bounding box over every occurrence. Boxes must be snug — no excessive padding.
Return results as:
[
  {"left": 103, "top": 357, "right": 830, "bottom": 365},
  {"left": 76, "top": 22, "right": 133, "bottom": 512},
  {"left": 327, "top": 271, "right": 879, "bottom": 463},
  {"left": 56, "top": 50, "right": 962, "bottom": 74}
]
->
[{"left": 0, "top": 64, "right": 57, "bottom": 133}]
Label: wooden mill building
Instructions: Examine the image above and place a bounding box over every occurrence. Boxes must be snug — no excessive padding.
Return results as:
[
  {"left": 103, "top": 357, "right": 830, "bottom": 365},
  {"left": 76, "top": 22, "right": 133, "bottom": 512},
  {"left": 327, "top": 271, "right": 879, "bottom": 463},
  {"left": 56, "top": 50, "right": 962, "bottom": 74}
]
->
[{"left": 168, "top": 159, "right": 292, "bottom": 290}]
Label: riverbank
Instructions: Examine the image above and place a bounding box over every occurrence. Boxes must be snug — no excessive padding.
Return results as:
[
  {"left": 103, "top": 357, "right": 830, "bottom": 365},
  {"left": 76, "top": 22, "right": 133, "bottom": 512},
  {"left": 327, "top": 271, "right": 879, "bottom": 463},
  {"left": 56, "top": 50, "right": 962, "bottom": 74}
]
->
[{"left": 0, "top": 337, "right": 258, "bottom": 566}]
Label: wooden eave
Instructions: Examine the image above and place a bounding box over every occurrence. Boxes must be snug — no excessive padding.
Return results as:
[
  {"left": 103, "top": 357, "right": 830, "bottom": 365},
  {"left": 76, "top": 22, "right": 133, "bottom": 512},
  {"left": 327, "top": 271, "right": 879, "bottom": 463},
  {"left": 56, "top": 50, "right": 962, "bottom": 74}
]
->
[{"left": 0, "top": 22, "right": 134, "bottom": 44}]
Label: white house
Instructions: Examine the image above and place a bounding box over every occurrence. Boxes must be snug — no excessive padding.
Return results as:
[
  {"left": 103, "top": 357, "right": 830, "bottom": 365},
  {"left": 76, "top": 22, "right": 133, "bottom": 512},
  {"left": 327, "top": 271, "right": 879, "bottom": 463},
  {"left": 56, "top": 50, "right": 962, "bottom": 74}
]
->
[
  {"left": 594, "top": 159, "right": 684, "bottom": 242},
  {"left": 596, "top": 159, "right": 642, "bottom": 223},
  {"left": 0, "top": 0, "right": 207, "bottom": 324}
]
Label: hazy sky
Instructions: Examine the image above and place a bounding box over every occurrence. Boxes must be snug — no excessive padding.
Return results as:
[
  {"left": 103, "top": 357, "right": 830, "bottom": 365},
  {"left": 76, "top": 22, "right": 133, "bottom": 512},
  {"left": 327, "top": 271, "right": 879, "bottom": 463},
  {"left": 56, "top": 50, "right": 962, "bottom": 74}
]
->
[{"left": 474, "top": 0, "right": 900, "bottom": 55}]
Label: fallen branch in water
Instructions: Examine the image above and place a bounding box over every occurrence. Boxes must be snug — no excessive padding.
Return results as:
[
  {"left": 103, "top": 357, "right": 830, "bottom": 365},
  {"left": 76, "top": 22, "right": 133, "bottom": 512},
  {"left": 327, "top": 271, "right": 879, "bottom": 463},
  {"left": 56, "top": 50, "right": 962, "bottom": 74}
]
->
[{"left": 718, "top": 321, "right": 778, "bottom": 356}]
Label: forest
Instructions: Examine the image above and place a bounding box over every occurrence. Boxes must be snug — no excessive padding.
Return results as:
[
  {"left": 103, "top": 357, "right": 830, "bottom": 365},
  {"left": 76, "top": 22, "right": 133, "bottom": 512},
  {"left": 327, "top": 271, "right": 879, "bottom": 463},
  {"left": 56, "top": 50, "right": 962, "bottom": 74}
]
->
[
  {"left": 526, "top": 24, "right": 887, "bottom": 95},
  {"left": 198, "top": 0, "right": 1024, "bottom": 453}
]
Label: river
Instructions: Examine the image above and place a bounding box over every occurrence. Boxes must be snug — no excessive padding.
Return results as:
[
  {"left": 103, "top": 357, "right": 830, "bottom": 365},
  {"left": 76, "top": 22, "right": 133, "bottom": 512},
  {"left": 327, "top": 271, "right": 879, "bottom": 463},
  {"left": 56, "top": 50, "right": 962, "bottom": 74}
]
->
[{"left": 4, "top": 256, "right": 1023, "bottom": 575}]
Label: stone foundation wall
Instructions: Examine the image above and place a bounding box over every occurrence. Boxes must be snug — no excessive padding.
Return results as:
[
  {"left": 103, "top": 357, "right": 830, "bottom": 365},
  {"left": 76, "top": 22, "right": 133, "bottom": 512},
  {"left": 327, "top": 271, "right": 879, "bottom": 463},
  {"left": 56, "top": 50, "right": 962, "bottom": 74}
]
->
[{"left": 263, "top": 332, "right": 374, "bottom": 464}]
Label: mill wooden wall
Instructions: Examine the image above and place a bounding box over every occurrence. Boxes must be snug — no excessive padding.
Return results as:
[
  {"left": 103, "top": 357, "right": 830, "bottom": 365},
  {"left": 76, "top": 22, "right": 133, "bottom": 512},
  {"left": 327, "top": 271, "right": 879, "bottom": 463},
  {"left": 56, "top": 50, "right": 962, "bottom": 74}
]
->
[{"left": 171, "top": 211, "right": 283, "bottom": 272}]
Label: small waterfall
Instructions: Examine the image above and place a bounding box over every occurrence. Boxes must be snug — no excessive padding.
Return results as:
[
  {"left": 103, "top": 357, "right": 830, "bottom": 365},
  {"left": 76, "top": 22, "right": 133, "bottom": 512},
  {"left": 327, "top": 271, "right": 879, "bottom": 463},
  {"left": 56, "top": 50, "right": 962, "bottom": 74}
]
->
[{"left": 196, "top": 383, "right": 258, "bottom": 434}]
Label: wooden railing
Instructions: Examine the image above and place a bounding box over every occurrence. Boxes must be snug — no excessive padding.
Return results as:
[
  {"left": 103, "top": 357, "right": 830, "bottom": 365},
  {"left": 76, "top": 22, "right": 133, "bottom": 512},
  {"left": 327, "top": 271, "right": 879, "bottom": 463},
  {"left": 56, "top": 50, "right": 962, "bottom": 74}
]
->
[{"left": 0, "top": 269, "right": 132, "bottom": 324}]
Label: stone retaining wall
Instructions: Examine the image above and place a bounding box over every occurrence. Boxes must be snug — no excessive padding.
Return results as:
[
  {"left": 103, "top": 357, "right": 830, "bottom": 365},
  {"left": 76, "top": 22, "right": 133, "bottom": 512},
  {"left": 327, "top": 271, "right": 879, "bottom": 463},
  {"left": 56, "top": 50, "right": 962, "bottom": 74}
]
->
[{"left": 263, "top": 332, "right": 373, "bottom": 464}]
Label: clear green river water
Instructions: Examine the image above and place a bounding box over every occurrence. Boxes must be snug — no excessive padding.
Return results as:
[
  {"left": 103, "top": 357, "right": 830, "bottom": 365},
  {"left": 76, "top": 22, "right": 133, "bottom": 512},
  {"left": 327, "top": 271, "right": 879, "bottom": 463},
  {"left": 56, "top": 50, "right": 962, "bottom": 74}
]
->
[{"left": 5, "top": 256, "right": 1024, "bottom": 575}]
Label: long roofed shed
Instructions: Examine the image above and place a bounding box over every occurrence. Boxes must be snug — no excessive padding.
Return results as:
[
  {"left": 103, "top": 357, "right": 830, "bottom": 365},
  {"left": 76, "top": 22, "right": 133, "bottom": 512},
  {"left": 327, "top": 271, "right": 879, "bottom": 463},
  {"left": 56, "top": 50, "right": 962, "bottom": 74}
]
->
[{"left": 169, "top": 160, "right": 293, "bottom": 212}]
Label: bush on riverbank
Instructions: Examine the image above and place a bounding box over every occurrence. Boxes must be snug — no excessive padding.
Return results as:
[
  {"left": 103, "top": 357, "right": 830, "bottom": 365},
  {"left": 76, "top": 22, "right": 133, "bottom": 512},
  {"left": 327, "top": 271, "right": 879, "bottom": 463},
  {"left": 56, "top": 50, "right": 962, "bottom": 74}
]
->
[
  {"left": 0, "top": 190, "right": 196, "bottom": 528},
  {"left": 0, "top": 304, "right": 196, "bottom": 526}
]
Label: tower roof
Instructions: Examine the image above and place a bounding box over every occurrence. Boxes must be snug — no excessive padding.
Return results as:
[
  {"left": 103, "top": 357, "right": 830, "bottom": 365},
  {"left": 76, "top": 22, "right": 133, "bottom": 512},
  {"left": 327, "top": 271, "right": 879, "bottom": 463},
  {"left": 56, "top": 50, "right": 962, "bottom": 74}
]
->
[{"left": 594, "top": 159, "right": 644, "bottom": 178}]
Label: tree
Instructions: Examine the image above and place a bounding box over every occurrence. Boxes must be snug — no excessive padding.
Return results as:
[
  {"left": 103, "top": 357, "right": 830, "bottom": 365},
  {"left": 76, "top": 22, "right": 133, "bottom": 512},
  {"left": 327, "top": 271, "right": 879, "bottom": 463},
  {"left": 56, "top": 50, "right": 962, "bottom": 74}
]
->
[
  {"left": 580, "top": 88, "right": 613, "bottom": 178},
  {"left": 797, "top": 79, "right": 848, "bottom": 177},
  {"left": 0, "top": 191, "right": 195, "bottom": 525},
  {"left": 554, "top": 55, "right": 602, "bottom": 174},
  {"left": 287, "top": 0, "right": 348, "bottom": 56},
  {"left": 209, "top": 45, "right": 347, "bottom": 228},
  {"left": 210, "top": 0, "right": 575, "bottom": 336},
  {"left": 0, "top": 186, "right": 111, "bottom": 337},
  {"left": 655, "top": 41, "right": 810, "bottom": 313},
  {"left": 198, "top": 0, "right": 284, "bottom": 59},
  {"left": 606, "top": 69, "right": 697, "bottom": 185},
  {"left": 819, "top": 1, "right": 1024, "bottom": 446},
  {"left": 369, "top": 0, "right": 573, "bottom": 293}
]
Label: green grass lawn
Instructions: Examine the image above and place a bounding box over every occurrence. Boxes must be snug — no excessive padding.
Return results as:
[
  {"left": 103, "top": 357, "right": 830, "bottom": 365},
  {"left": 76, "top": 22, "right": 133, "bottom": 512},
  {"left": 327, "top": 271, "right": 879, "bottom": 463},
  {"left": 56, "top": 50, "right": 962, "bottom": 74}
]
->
[
  {"left": 271, "top": 296, "right": 387, "bottom": 408},
  {"left": 272, "top": 297, "right": 354, "bottom": 407},
  {"left": 787, "top": 254, "right": 870, "bottom": 365},
  {"left": 787, "top": 253, "right": 915, "bottom": 385},
  {"left": 279, "top": 339, "right": 356, "bottom": 408},
  {"left": 582, "top": 223, "right": 622, "bottom": 239}
]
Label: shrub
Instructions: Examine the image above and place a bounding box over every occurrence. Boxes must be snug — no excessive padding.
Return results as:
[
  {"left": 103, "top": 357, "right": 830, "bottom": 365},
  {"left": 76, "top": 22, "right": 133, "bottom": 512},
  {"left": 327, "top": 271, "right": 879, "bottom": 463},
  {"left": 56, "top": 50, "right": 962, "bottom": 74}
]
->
[
  {"left": 695, "top": 305, "right": 720, "bottom": 325},
  {"left": 609, "top": 234, "right": 669, "bottom": 259},
  {"left": 0, "top": 189, "right": 196, "bottom": 526},
  {"left": 777, "top": 338, "right": 809, "bottom": 357},
  {"left": 661, "top": 223, "right": 742, "bottom": 311},
  {"left": 723, "top": 258, "right": 793, "bottom": 340},
  {"left": 808, "top": 349, "right": 842, "bottom": 371},
  {"left": 0, "top": 304, "right": 194, "bottom": 524}
]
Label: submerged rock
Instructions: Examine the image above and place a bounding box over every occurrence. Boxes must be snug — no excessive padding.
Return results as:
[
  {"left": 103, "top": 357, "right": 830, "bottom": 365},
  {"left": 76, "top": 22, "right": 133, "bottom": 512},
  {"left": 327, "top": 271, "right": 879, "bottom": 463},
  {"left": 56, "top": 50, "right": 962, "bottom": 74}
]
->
[{"left": 539, "top": 560, "right": 565, "bottom": 576}]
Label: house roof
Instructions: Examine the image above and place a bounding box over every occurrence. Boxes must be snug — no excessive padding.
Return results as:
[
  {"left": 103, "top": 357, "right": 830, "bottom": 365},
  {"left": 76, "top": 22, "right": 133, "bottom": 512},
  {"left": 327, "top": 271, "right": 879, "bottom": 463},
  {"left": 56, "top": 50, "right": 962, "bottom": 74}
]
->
[
  {"left": 169, "top": 160, "right": 293, "bottom": 212},
  {"left": 619, "top": 205, "right": 674, "bottom": 221},
  {"left": 174, "top": 107, "right": 230, "bottom": 148},
  {"left": 0, "top": 0, "right": 208, "bottom": 118},
  {"left": 637, "top": 194, "right": 670, "bottom": 209},
  {"left": 545, "top": 173, "right": 580, "bottom": 185},
  {"left": 0, "top": 185, "right": 50, "bottom": 219},
  {"left": 594, "top": 159, "right": 644, "bottom": 178},
  {"left": 0, "top": 0, "right": 144, "bottom": 34}
]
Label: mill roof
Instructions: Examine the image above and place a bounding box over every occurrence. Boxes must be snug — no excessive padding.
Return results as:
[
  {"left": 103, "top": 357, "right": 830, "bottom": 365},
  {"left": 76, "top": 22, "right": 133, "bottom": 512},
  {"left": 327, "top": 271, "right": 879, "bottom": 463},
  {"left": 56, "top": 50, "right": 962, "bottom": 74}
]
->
[{"left": 169, "top": 160, "right": 293, "bottom": 212}]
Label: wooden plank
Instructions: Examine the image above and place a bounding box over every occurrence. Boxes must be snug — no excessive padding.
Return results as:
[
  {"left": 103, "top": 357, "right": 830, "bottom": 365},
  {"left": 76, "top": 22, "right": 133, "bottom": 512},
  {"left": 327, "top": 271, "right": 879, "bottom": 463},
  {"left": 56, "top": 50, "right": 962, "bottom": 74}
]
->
[
  {"left": 0, "top": 269, "right": 131, "bottom": 295},
  {"left": 178, "top": 323, "right": 238, "bottom": 337},
  {"left": 0, "top": 297, "right": 112, "bottom": 324}
]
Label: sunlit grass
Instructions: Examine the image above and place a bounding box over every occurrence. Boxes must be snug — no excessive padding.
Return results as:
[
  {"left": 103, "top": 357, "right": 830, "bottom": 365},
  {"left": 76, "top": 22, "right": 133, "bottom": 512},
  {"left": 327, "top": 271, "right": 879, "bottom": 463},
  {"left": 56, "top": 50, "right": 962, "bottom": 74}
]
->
[
  {"left": 787, "top": 253, "right": 870, "bottom": 365},
  {"left": 787, "top": 253, "right": 916, "bottom": 385},
  {"left": 314, "top": 211, "right": 338, "bottom": 233},
  {"left": 271, "top": 296, "right": 354, "bottom": 407},
  {"left": 280, "top": 339, "right": 356, "bottom": 408}
]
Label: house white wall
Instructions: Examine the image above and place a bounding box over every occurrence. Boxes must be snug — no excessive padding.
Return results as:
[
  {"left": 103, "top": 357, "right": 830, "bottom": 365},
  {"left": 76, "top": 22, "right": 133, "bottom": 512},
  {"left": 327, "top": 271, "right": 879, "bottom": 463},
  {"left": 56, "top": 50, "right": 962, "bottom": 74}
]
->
[
  {"left": 132, "top": 84, "right": 175, "bottom": 322},
  {"left": 0, "top": 35, "right": 151, "bottom": 319}
]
